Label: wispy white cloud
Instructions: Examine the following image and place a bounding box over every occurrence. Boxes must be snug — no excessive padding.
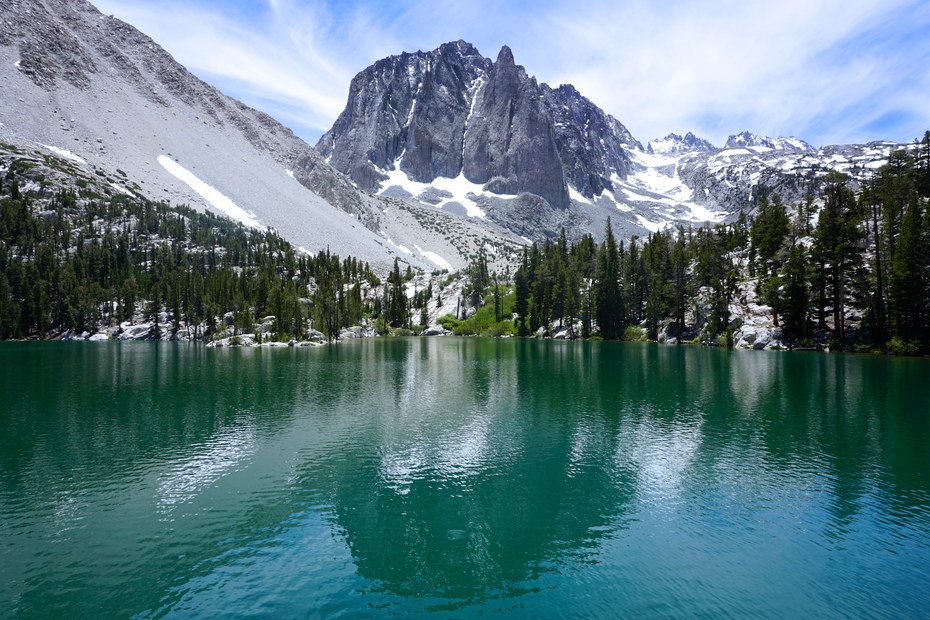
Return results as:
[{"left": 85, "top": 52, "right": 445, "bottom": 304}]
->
[{"left": 93, "top": 0, "right": 930, "bottom": 147}]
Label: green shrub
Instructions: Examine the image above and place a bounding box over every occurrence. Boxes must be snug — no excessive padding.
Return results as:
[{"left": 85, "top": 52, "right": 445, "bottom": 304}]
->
[
  {"left": 437, "top": 314, "right": 460, "bottom": 331},
  {"left": 888, "top": 337, "right": 920, "bottom": 356},
  {"left": 622, "top": 326, "right": 647, "bottom": 341},
  {"left": 452, "top": 292, "right": 516, "bottom": 337},
  {"left": 483, "top": 321, "right": 515, "bottom": 338}
]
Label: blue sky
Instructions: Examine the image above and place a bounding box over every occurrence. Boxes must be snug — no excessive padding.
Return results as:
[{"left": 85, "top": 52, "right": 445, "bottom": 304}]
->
[{"left": 93, "top": 0, "right": 930, "bottom": 149}]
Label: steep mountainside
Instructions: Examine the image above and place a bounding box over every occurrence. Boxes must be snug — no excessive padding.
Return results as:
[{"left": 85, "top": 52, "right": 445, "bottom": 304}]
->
[
  {"left": 317, "top": 43, "right": 640, "bottom": 219},
  {"left": 0, "top": 0, "right": 522, "bottom": 272},
  {"left": 2, "top": 5, "right": 907, "bottom": 257}
]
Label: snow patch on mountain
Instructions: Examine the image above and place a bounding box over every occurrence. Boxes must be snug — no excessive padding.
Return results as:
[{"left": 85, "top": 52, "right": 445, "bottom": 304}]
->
[
  {"left": 109, "top": 182, "right": 135, "bottom": 197},
  {"left": 634, "top": 213, "right": 671, "bottom": 233},
  {"left": 157, "top": 155, "right": 264, "bottom": 230},
  {"left": 37, "top": 144, "right": 87, "bottom": 164},
  {"left": 414, "top": 245, "right": 453, "bottom": 271},
  {"left": 382, "top": 234, "right": 413, "bottom": 255},
  {"left": 568, "top": 185, "right": 593, "bottom": 205},
  {"left": 377, "top": 162, "right": 531, "bottom": 220}
]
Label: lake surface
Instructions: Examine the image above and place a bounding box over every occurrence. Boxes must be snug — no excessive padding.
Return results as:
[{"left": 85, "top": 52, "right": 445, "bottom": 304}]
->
[{"left": 1, "top": 339, "right": 929, "bottom": 618}]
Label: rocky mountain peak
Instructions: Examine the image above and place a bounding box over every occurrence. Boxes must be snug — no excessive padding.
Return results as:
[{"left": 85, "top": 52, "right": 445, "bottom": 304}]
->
[
  {"left": 439, "top": 39, "right": 482, "bottom": 58},
  {"left": 725, "top": 131, "right": 814, "bottom": 151},
  {"left": 647, "top": 131, "right": 716, "bottom": 154},
  {"left": 495, "top": 45, "right": 516, "bottom": 67},
  {"left": 318, "top": 41, "right": 639, "bottom": 214},
  {"left": 0, "top": 0, "right": 460, "bottom": 272}
]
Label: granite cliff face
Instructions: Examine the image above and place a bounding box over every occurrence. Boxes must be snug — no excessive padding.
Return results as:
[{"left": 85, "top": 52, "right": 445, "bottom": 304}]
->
[
  {"left": 3, "top": 4, "right": 906, "bottom": 255},
  {"left": 318, "top": 42, "right": 640, "bottom": 212}
]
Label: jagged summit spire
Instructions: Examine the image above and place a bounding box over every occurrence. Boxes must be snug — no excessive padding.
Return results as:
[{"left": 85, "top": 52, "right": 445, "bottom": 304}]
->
[{"left": 495, "top": 45, "right": 515, "bottom": 67}]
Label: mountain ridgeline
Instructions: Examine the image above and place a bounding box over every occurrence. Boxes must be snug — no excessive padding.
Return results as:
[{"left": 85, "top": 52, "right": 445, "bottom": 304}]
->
[
  {"left": 318, "top": 41, "right": 641, "bottom": 211},
  {"left": 316, "top": 40, "right": 909, "bottom": 246},
  {"left": 2, "top": 0, "right": 528, "bottom": 273}
]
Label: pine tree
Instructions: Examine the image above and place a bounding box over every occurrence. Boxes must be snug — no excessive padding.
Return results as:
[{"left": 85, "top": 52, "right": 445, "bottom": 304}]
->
[
  {"left": 888, "top": 193, "right": 927, "bottom": 349},
  {"left": 386, "top": 258, "right": 408, "bottom": 328},
  {"left": 749, "top": 192, "right": 789, "bottom": 278},
  {"left": 671, "top": 228, "right": 689, "bottom": 343},
  {"left": 514, "top": 251, "right": 531, "bottom": 336},
  {"left": 811, "top": 173, "right": 864, "bottom": 347},
  {"left": 781, "top": 243, "right": 809, "bottom": 340},
  {"left": 593, "top": 219, "right": 622, "bottom": 339}
]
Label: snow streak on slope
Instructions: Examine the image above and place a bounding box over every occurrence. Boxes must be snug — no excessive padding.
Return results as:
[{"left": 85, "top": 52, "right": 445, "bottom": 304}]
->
[
  {"left": 157, "top": 155, "right": 265, "bottom": 229},
  {"left": 38, "top": 144, "right": 87, "bottom": 165},
  {"left": 414, "top": 245, "right": 453, "bottom": 271}
]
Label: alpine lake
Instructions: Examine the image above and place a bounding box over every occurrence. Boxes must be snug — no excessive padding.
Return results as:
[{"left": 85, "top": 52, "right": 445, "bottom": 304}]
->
[{"left": 1, "top": 338, "right": 928, "bottom": 618}]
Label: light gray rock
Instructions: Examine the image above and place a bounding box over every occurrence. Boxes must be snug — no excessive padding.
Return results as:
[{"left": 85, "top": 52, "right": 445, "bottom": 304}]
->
[
  {"left": 305, "top": 329, "right": 326, "bottom": 342},
  {"left": 338, "top": 327, "right": 361, "bottom": 340},
  {"left": 208, "top": 334, "right": 255, "bottom": 347},
  {"left": 752, "top": 327, "right": 773, "bottom": 350},
  {"left": 119, "top": 324, "right": 152, "bottom": 340}
]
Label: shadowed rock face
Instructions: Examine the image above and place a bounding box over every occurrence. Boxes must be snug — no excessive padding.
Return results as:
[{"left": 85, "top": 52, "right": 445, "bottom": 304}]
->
[
  {"left": 318, "top": 42, "right": 639, "bottom": 211},
  {"left": 461, "top": 46, "right": 568, "bottom": 210},
  {"left": 319, "top": 40, "right": 491, "bottom": 192},
  {"left": 541, "top": 83, "right": 640, "bottom": 198}
]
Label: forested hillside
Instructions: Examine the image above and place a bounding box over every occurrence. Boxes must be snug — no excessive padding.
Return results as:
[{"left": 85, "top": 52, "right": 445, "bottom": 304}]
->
[{"left": 0, "top": 144, "right": 376, "bottom": 341}]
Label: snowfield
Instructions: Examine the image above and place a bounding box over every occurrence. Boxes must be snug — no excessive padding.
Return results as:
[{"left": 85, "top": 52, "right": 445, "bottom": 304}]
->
[{"left": 378, "top": 161, "right": 528, "bottom": 220}]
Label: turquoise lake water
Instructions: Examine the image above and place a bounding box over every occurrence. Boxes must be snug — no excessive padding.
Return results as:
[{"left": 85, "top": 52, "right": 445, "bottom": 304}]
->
[{"left": 1, "top": 339, "right": 928, "bottom": 617}]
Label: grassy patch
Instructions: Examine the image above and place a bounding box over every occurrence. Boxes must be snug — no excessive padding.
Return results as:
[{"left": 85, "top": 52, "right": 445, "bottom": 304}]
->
[{"left": 453, "top": 291, "right": 515, "bottom": 337}]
